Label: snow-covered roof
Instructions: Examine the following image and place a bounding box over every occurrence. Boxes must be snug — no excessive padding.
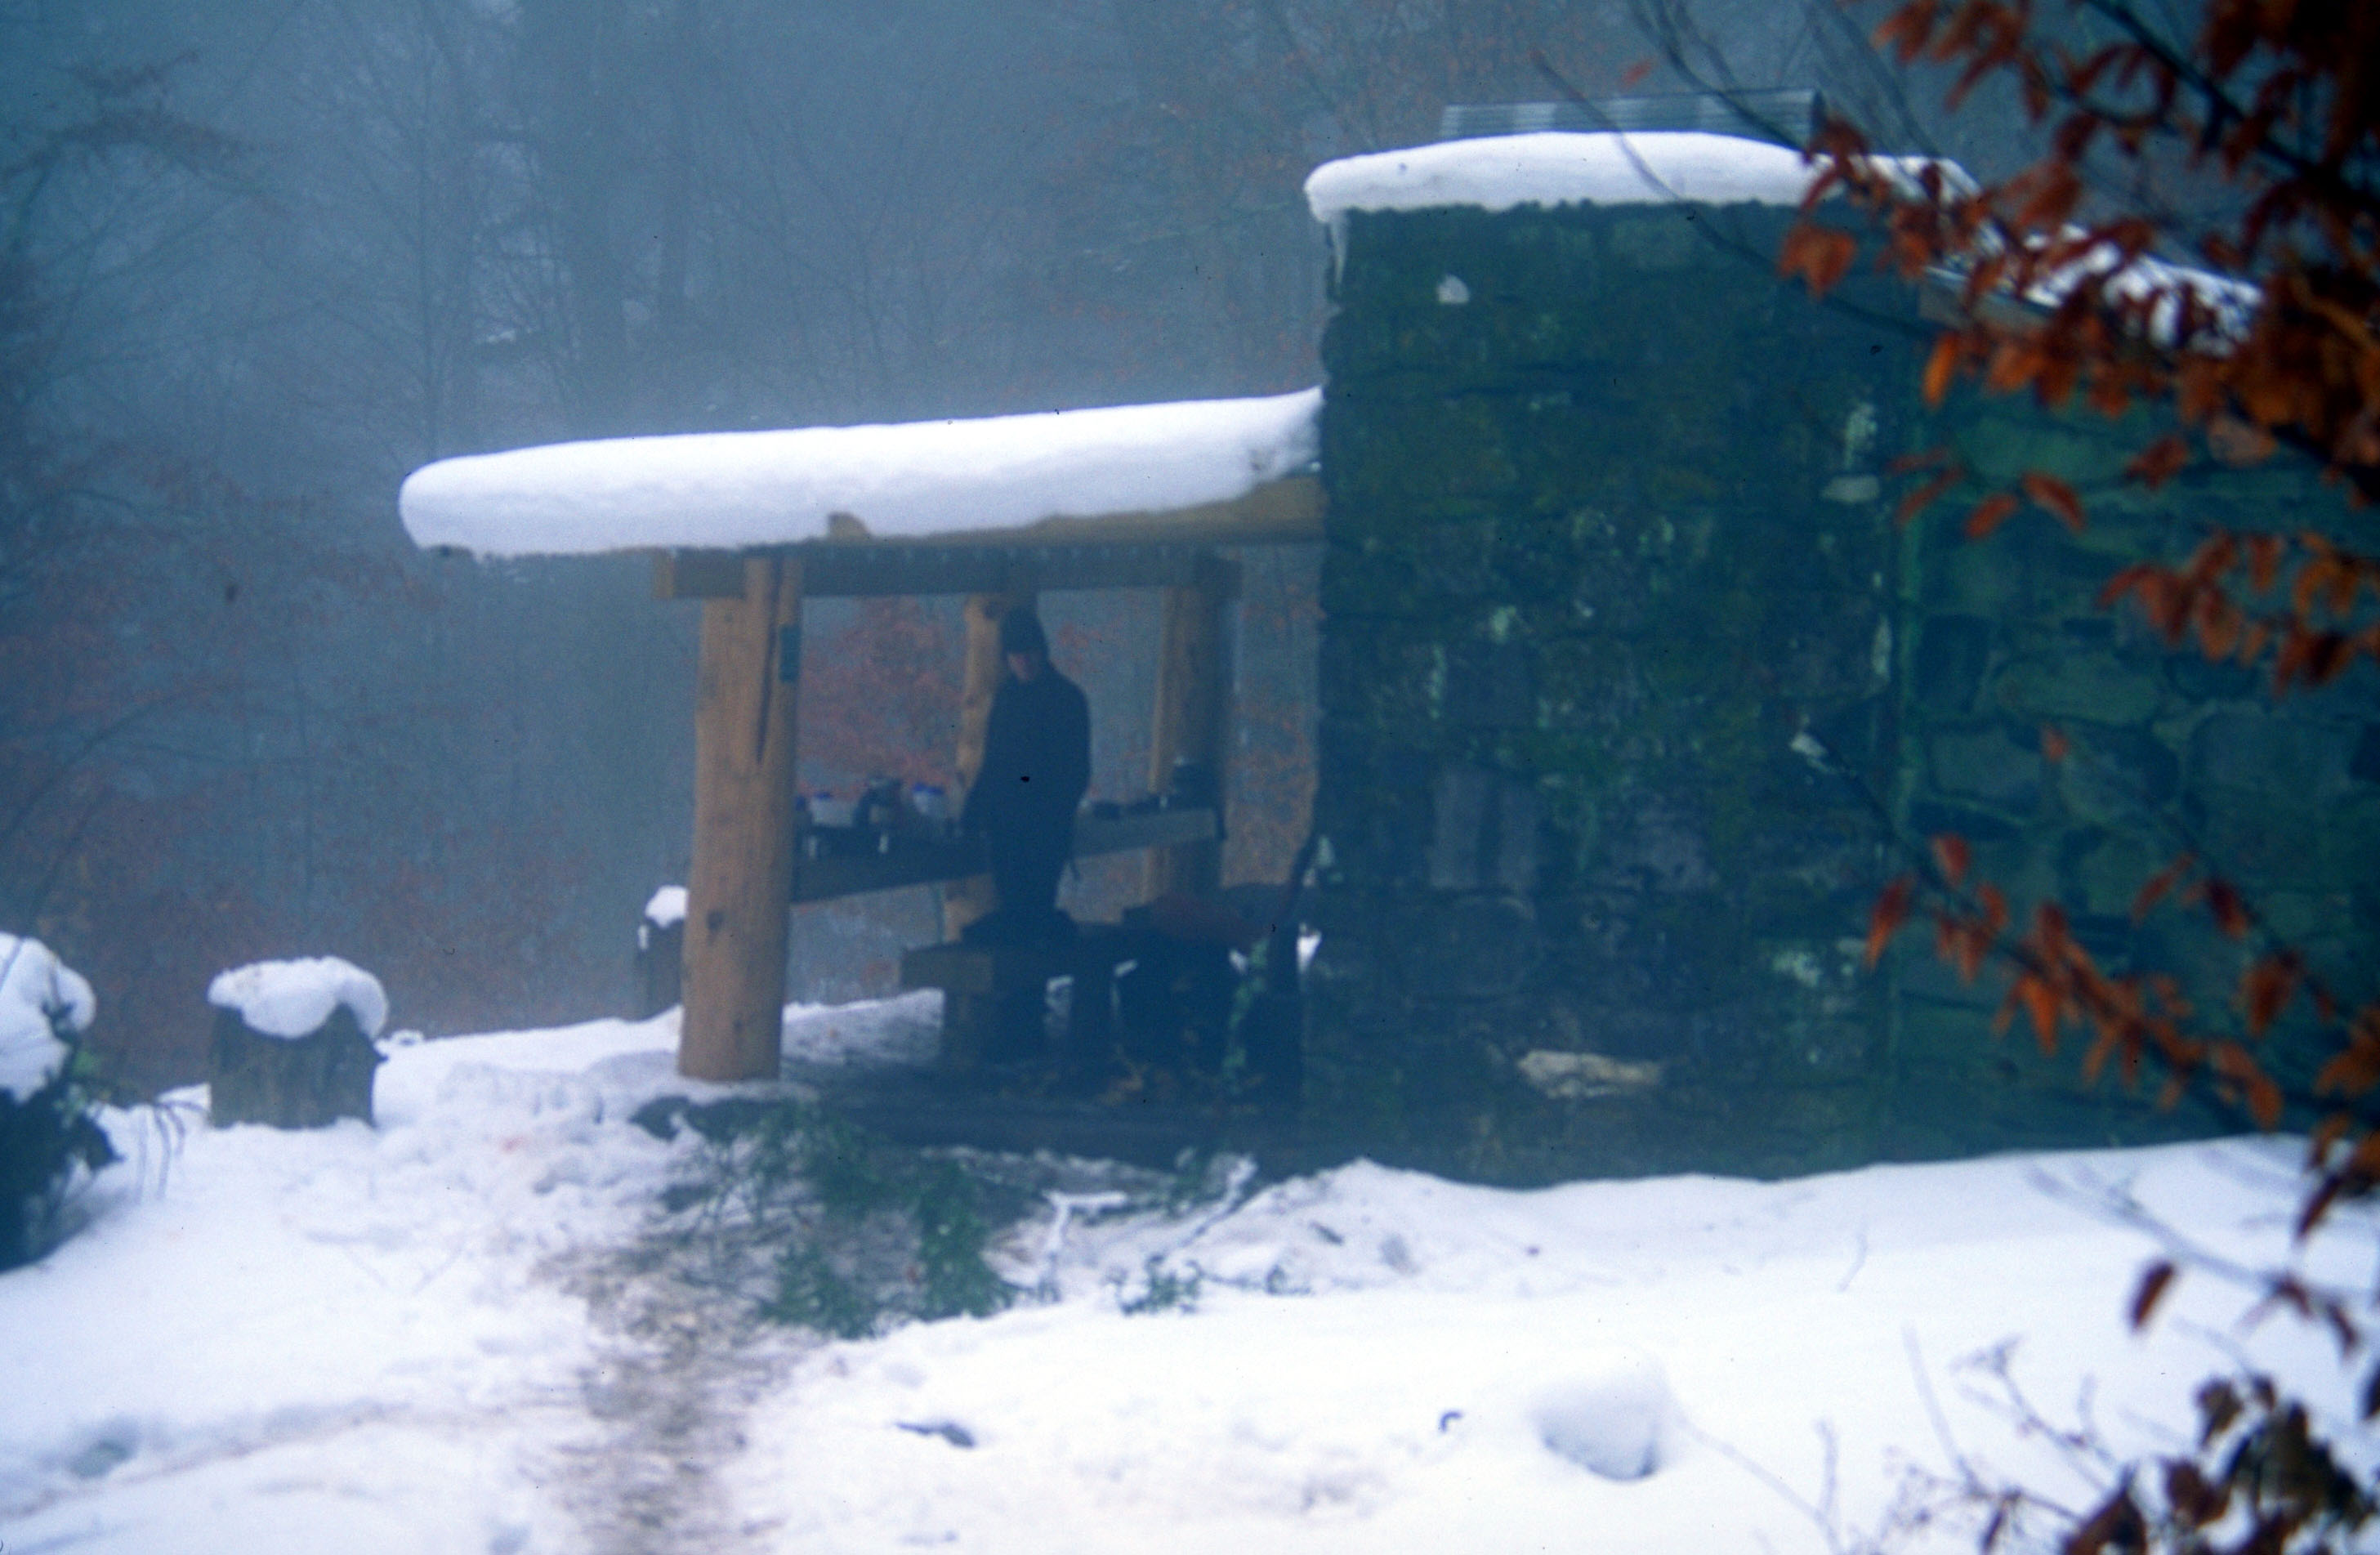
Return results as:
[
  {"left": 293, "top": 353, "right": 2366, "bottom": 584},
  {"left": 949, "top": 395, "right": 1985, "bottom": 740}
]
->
[
  {"left": 2005, "top": 237, "right": 2260, "bottom": 350},
  {"left": 400, "top": 389, "right": 1322, "bottom": 561},
  {"left": 0, "top": 935, "right": 96, "bottom": 1102},
  {"left": 208, "top": 958, "right": 389, "bottom": 1041},
  {"left": 1304, "top": 130, "right": 1967, "bottom": 222},
  {"left": 641, "top": 886, "right": 687, "bottom": 929}
]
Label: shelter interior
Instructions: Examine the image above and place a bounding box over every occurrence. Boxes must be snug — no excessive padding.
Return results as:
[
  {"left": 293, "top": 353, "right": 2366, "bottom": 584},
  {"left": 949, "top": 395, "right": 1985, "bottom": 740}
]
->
[{"left": 648, "top": 476, "right": 1326, "bottom": 1096}]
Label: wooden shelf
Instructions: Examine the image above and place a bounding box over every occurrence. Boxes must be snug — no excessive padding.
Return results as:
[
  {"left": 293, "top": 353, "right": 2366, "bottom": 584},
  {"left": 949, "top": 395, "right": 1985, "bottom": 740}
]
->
[
  {"left": 1074, "top": 806, "right": 1221, "bottom": 857},
  {"left": 789, "top": 806, "right": 1217, "bottom": 904}
]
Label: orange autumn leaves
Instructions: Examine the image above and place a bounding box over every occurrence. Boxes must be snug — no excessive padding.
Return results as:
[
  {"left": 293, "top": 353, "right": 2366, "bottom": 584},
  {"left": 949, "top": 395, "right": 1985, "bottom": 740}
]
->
[
  {"left": 2101, "top": 531, "right": 2380, "bottom": 692},
  {"left": 1797, "top": 0, "right": 2378, "bottom": 1240},
  {"left": 1797, "top": 0, "right": 2380, "bottom": 507},
  {"left": 1779, "top": 0, "right": 2380, "bottom": 687},
  {"left": 1869, "top": 813, "right": 2281, "bottom": 1122},
  {"left": 1865, "top": 797, "right": 2380, "bottom": 1239},
  {"left": 1788, "top": 0, "right": 2380, "bottom": 1520}
]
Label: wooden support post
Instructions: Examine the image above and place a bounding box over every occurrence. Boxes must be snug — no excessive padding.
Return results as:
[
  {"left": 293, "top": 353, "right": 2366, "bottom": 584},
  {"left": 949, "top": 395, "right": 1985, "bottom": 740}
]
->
[
  {"left": 1145, "top": 552, "right": 1237, "bottom": 900},
  {"left": 680, "top": 554, "right": 802, "bottom": 1080},
  {"left": 942, "top": 585, "right": 1034, "bottom": 941}
]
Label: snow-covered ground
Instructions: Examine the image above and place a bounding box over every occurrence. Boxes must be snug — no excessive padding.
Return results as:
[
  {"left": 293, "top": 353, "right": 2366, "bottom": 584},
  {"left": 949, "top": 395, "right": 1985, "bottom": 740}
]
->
[{"left": 2, "top": 991, "right": 2365, "bottom": 1554}]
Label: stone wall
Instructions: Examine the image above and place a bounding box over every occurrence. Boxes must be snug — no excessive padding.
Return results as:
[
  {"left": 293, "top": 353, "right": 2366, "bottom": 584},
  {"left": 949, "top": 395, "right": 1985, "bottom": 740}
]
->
[
  {"left": 1306, "top": 190, "right": 2372, "bottom": 1184},
  {"left": 1884, "top": 389, "right": 2376, "bottom": 1159}
]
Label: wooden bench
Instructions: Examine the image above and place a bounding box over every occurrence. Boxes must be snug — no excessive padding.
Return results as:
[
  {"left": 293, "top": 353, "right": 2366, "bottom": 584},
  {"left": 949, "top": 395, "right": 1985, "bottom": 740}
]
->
[{"left": 899, "top": 926, "right": 1134, "bottom": 1075}]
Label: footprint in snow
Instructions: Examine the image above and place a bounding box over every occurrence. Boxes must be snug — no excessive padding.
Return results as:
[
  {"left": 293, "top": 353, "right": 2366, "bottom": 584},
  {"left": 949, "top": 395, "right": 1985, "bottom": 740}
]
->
[
  {"left": 1525, "top": 1349, "right": 1677, "bottom": 1481},
  {"left": 895, "top": 1419, "right": 976, "bottom": 1449}
]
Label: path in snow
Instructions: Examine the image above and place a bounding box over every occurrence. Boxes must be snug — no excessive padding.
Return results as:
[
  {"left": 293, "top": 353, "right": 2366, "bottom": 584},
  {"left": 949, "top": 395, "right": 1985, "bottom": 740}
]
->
[{"left": 543, "top": 1218, "right": 810, "bottom": 1554}]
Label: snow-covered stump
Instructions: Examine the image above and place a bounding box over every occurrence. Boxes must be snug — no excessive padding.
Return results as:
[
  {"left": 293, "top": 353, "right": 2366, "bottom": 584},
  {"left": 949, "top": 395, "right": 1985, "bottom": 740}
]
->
[
  {"left": 207, "top": 958, "right": 389, "bottom": 1130},
  {"left": 638, "top": 887, "right": 687, "bottom": 1017}
]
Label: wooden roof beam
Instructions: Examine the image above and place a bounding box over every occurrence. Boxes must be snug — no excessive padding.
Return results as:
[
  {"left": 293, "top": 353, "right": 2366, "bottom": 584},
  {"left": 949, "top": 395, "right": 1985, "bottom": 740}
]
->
[{"left": 650, "top": 474, "right": 1317, "bottom": 601}]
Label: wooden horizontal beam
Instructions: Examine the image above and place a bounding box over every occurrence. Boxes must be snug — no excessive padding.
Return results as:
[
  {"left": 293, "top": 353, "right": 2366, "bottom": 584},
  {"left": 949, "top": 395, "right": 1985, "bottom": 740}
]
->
[
  {"left": 649, "top": 475, "right": 1319, "bottom": 601},
  {"left": 653, "top": 549, "right": 747, "bottom": 600},
  {"left": 790, "top": 807, "right": 1217, "bottom": 904},
  {"left": 794, "top": 541, "right": 1243, "bottom": 599},
  {"left": 993, "top": 473, "right": 1322, "bottom": 547}
]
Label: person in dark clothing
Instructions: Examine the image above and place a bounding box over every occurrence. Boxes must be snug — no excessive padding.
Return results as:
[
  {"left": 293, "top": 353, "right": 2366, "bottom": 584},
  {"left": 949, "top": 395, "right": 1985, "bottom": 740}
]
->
[{"left": 961, "top": 608, "right": 1091, "bottom": 945}]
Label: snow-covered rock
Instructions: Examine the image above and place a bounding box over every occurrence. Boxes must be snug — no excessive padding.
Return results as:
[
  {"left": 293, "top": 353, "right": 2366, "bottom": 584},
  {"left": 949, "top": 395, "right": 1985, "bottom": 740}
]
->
[{"left": 207, "top": 957, "right": 388, "bottom": 1040}]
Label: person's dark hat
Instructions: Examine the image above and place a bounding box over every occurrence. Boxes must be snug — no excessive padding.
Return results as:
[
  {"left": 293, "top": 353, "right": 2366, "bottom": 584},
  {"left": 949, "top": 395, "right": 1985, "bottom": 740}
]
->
[{"left": 998, "top": 609, "right": 1047, "bottom": 655}]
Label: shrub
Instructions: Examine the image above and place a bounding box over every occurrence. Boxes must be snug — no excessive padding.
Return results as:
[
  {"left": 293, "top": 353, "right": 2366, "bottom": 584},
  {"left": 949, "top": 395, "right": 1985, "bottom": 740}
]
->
[
  {"left": 0, "top": 936, "right": 114, "bottom": 1271},
  {"left": 642, "top": 1096, "right": 1018, "bottom": 1338}
]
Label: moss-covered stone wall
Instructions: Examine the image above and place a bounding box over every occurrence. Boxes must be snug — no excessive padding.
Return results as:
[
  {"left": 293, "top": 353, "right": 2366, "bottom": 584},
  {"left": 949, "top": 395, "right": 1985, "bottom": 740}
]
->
[
  {"left": 1306, "top": 189, "right": 2373, "bottom": 1184},
  {"left": 1882, "top": 389, "right": 2375, "bottom": 1160}
]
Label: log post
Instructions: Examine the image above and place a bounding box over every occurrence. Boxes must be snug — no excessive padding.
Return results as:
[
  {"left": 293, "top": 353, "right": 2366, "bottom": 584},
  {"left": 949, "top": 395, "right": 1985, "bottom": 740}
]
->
[
  {"left": 680, "top": 553, "right": 802, "bottom": 1080},
  {"left": 941, "top": 583, "right": 1034, "bottom": 941},
  {"left": 1145, "top": 552, "right": 1238, "bottom": 900},
  {"left": 637, "top": 908, "right": 685, "bottom": 1018},
  {"left": 209, "top": 1006, "right": 381, "bottom": 1128}
]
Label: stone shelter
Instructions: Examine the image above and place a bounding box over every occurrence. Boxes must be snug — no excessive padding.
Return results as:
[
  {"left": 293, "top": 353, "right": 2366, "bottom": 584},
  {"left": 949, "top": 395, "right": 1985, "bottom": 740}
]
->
[
  {"left": 1296, "top": 128, "right": 2375, "bottom": 1182},
  {"left": 399, "top": 122, "right": 2374, "bottom": 1184}
]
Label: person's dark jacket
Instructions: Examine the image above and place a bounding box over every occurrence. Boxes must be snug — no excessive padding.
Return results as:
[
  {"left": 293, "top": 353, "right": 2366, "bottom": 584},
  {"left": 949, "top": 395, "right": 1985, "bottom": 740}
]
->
[{"left": 962, "top": 668, "right": 1091, "bottom": 854}]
